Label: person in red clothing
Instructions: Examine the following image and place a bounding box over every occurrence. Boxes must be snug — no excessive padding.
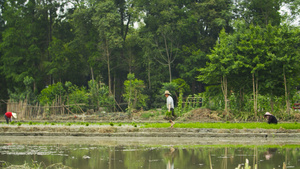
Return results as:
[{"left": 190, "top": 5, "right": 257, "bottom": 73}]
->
[{"left": 4, "top": 112, "right": 15, "bottom": 124}]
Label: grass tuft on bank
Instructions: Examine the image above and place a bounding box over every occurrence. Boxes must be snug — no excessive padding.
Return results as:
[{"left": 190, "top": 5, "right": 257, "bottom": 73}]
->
[{"left": 141, "top": 122, "right": 300, "bottom": 129}]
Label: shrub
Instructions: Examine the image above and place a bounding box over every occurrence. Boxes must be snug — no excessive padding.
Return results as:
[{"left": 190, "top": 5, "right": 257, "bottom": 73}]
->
[
  {"left": 123, "top": 73, "right": 148, "bottom": 114},
  {"left": 38, "top": 82, "right": 65, "bottom": 106}
]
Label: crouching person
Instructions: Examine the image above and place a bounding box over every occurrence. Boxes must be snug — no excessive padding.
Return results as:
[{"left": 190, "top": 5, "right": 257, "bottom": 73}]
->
[
  {"left": 264, "top": 112, "right": 278, "bottom": 124},
  {"left": 4, "top": 112, "right": 16, "bottom": 124}
]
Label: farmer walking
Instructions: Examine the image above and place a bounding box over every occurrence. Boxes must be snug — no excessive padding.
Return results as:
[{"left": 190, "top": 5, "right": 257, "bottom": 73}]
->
[
  {"left": 164, "top": 90, "right": 176, "bottom": 128},
  {"left": 4, "top": 112, "right": 15, "bottom": 124},
  {"left": 264, "top": 112, "right": 278, "bottom": 124}
]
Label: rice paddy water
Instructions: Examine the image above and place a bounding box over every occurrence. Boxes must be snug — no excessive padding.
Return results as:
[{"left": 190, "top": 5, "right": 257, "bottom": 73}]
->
[{"left": 0, "top": 136, "right": 299, "bottom": 169}]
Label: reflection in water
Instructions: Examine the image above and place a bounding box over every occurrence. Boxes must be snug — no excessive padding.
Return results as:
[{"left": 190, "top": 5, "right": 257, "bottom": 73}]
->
[
  {"left": 0, "top": 144, "right": 300, "bottom": 168},
  {"left": 264, "top": 148, "right": 277, "bottom": 160},
  {"left": 165, "top": 147, "right": 175, "bottom": 169}
]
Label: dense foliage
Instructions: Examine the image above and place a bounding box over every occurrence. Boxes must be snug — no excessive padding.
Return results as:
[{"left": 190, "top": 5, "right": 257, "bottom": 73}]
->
[{"left": 0, "top": 0, "right": 299, "bottom": 117}]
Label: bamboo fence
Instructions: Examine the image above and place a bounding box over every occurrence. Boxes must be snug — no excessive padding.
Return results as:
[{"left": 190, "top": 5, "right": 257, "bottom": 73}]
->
[{"left": 5, "top": 99, "right": 84, "bottom": 120}]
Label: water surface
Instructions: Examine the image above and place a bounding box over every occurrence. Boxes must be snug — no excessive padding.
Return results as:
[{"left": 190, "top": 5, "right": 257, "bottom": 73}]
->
[{"left": 0, "top": 136, "right": 299, "bottom": 169}]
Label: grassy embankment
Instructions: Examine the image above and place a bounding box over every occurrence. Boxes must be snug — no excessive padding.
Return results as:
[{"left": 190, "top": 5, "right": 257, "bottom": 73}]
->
[{"left": 3, "top": 121, "right": 300, "bottom": 129}]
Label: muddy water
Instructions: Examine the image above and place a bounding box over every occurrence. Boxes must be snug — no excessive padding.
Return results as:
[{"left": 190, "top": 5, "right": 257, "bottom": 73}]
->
[{"left": 0, "top": 136, "right": 300, "bottom": 169}]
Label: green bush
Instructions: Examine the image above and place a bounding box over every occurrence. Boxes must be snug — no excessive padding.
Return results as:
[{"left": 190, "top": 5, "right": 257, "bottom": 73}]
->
[
  {"left": 39, "top": 82, "right": 65, "bottom": 106},
  {"left": 123, "top": 73, "right": 148, "bottom": 114}
]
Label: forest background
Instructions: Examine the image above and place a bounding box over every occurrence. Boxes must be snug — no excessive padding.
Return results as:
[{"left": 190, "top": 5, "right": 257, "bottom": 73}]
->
[{"left": 0, "top": 0, "right": 299, "bottom": 121}]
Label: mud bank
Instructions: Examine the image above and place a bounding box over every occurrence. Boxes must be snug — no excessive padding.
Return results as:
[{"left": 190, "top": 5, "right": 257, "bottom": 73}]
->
[
  {"left": 1, "top": 124, "right": 300, "bottom": 138},
  {"left": 1, "top": 135, "right": 300, "bottom": 145}
]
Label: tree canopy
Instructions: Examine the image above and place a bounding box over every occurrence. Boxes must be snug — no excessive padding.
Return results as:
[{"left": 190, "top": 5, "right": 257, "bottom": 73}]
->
[{"left": 0, "top": 0, "right": 299, "bottom": 114}]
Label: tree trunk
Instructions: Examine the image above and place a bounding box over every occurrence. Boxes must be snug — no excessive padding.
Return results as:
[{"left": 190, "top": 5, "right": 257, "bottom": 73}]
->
[
  {"left": 148, "top": 60, "right": 151, "bottom": 89},
  {"left": 256, "top": 75, "right": 258, "bottom": 118},
  {"left": 283, "top": 68, "right": 290, "bottom": 114},
  {"left": 91, "top": 67, "right": 94, "bottom": 81},
  {"left": 221, "top": 76, "right": 228, "bottom": 118},
  {"left": 252, "top": 73, "right": 258, "bottom": 118},
  {"left": 106, "top": 39, "right": 112, "bottom": 95},
  {"left": 168, "top": 62, "right": 172, "bottom": 83},
  {"left": 239, "top": 88, "right": 243, "bottom": 111},
  {"left": 270, "top": 94, "right": 274, "bottom": 112}
]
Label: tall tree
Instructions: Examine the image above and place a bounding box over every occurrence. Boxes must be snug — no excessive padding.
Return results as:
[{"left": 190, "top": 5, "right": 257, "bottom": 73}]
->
[
  {"left": 135, "top": 0, "right": 183, "bottom": 83},
  {"left": 92, "top": 0, "right": 123, "bottom": 95},
  {"left": 198, "top": 29, "right": 238, "bottom": 116},
  {"left": 269, "top": 25, "right": 300, "bottom": 113}
]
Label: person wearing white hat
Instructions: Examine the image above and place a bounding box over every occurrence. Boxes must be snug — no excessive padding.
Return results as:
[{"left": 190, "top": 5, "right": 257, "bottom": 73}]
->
[
  {"left": 164, "top": 90, "right": 175, "bottom": 128},
  {"left": 264, "top": 112, "right": 278, "bottom": 124}
]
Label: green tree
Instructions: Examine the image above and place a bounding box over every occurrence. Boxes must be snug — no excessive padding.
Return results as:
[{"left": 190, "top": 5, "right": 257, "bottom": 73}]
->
[
  {"left": 88, "top": 79, "right": 114, "bottom": 112},
  {"left": 123, "top": 73, "right": 148, "bottom": 113},
  {"left": 38, "top": 82, "right": 66, "bottom": 106},
  {"left": 235, "top": 0, "right": 282, "bottom": 27},
  {"left": 198, "top": 29, "right": 238, "bottom": 117},
  {"left": 268, "top": 25, "right": 300, "bottom": 113}
]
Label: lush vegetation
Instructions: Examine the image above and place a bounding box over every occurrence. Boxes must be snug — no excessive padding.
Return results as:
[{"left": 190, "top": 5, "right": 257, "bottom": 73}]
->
[{"left": 0, "top": 0, "right": 299, "bottom": 119}]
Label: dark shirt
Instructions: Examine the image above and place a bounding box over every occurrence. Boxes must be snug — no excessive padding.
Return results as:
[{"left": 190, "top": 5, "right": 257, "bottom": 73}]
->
[{"left": 268, "top": 115, "right": 278, "bottom": 124}]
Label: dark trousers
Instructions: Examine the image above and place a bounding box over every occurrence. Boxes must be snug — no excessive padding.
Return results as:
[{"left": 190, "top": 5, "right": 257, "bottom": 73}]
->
[
  {"left": 4, "top": 115, "right": 10, "bottom": 124},
  {"left": 170, "top": 108, "right": 175, "bottom": 117}
]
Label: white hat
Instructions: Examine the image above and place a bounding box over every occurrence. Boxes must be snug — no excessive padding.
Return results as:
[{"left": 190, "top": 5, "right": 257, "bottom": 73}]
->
[
  {"left": 12, "top": 112, "right": 17, "bottom": 118},
  {"left": 264, "top": 112, "right": 272, "bottom": 116},
  {"left": 164, "top": 90, "right": 171, "bottom": 95}
]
